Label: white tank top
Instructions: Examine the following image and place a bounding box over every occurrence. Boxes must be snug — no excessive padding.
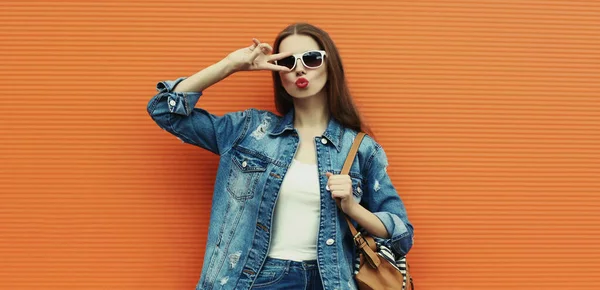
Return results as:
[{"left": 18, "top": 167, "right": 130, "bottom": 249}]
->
[{"left": 267, "top": 158, "right": 321, "bottom": 261}]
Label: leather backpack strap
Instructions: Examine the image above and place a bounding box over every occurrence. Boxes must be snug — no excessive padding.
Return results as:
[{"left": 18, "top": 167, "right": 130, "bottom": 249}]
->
[
  {"left": 341, "top": 132, "right": 365, "bottom": 175},
  {"left": 336, "top": 132, "right": 381, "bottom": 268}
]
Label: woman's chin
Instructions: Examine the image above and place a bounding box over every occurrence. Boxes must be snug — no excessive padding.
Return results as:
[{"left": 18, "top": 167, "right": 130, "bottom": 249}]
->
[
  {"left": 286, "top": 86, "right": 324, "bottom": 100},
  {"left": 290, "top": 91, "right": 314, "bottom": 99}
]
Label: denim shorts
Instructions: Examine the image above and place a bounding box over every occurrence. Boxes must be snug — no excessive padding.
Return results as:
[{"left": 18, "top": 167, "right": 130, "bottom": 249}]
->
[{"left": 251, "top": 257, "right": 324, "bottom": 290}]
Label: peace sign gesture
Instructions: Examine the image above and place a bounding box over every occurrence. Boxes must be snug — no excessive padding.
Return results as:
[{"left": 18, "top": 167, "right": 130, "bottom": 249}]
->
[{"left": 226, "top": 38, "right": 293, "bottom": 73}]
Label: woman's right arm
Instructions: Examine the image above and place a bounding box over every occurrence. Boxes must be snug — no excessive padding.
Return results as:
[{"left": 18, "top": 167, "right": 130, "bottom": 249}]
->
[
  {"left": 146, "top": 40, "right": 291, "bottom": 156},
  {"left": 171, "top": 57, "right": 236, "bottom": 94}
]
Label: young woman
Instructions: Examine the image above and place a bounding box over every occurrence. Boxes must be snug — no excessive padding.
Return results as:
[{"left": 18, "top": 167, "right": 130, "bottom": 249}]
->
[{"left": 147, "top": 23, "right": 414, "bottom": 290}]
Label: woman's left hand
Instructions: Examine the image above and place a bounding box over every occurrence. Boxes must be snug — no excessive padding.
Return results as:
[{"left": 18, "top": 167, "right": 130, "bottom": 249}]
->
[{"left": 325, "top": 172, "right": 357, "bottom": 213}]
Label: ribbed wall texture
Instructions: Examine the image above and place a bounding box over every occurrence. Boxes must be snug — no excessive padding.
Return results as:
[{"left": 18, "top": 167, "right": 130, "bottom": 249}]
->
[{"left": 1, "top": 1, "right": 599, "bottom": 289}]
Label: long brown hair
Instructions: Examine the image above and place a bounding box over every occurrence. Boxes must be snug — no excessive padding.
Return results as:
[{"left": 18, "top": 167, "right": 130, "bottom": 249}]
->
[{"left": 271, "top": 23, "right": 372, "bottom": 136}]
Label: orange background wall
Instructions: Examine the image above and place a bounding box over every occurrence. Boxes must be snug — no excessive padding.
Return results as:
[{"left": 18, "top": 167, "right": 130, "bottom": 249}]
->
[{"left": 1, "top": 1, "right": 599, "bottom": 289}]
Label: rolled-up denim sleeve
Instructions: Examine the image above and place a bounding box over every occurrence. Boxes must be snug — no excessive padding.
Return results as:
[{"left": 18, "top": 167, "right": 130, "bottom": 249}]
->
[
  {"left": 364, "top": 145, "right": 414, "bottom": 257},
  {"left": 146, "top": 77, "right": 250, "bottom": 155}
]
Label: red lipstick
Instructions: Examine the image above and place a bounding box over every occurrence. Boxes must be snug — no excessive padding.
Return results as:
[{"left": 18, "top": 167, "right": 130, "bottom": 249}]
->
[{"left": 295, "top": 77, "right": 309, "bottom": 89}]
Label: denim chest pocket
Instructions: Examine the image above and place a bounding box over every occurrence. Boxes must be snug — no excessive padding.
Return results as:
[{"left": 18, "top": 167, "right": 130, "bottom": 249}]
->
[
  {"left": 350, "top": 174, "right": 365, "bottom": 201},
  {"left": 227, "top": 149, "right": 269, "bottom": 201}
]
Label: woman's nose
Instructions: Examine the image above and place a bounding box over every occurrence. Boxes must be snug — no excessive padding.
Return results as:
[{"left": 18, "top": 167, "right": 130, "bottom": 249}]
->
[{"left": 294, "top": 58, "right": 306, "bottom": 74}]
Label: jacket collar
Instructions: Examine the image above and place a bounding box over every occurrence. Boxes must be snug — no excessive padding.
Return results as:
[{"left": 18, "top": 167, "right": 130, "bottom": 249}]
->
[{"left": 269, "top": 108, "right": 344, "bottom": 152}]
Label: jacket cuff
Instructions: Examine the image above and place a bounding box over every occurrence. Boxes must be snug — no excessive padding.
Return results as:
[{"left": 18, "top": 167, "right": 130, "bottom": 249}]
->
[
  {"left": 156, "top": 77, "right": 187, "bottom": 93},
  {"left": 373, "top": 212, "right": 413, "bottom": 256},
  {"left": 156, "top": 77, "right": 202, "bottom": 116},
  {"left": 373, "top": 211, "right": 409, "bottom": 239}
]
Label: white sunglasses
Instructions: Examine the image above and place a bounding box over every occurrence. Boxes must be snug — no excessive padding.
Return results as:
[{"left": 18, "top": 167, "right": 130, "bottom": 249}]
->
[{"left": 275, "top": 50, "right": 327, "bottom": 70}]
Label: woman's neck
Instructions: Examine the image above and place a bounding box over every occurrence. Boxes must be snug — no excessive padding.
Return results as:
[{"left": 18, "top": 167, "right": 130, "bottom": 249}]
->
[{"left": 292, "top": 92, "right": 329, "bottom": 134}]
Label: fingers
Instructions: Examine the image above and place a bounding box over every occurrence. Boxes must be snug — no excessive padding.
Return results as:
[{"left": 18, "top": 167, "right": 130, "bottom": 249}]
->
[
  {"left": 326, "top": 173, "right": 352, "bottom": 198},
  {"left": 260, "top": 43, "right": 273, "bottom": 54},
  {"left": 326, "top": 174, "right": 351, "bottom": 185},
  {"left": 249, "top": 38, "right": 261, "bottom": 51},
  {"left": 268, "top": 51, "right": 293, "bottom": 62},
  {"left": 249, "top": 43, "right": 270, "bottom": 62},
  {"left": 328, "top": 180, "right": 347, "bottom": 188},
  {"left": 327, "top": 183, "right": 349, "bottom": 192},
  {"left": 246, "top": 39, "right": 290, "bottom": 72},
  {"left": 331, "top": 190, "right": 347, "bottom": 198},
  {"left": 263, "top": 63, "right": 292, "bottom": 72},
  {"left": 250, "top": 38, "right": 273, "bottom": 55}
]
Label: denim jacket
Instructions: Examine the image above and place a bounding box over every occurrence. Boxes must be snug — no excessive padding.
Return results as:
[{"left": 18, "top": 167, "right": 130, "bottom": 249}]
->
[{"left": 146, "top": 77, "right": 414, "bottom": 290}]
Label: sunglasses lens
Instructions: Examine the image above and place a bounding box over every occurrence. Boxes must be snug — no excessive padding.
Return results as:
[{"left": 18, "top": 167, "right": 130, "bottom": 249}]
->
[
  {"left": 303, "top": 51, "right": 324, "bottom": 68},
  {"left": 277, "top": 56, "right": 296, "bottom": 69}
]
